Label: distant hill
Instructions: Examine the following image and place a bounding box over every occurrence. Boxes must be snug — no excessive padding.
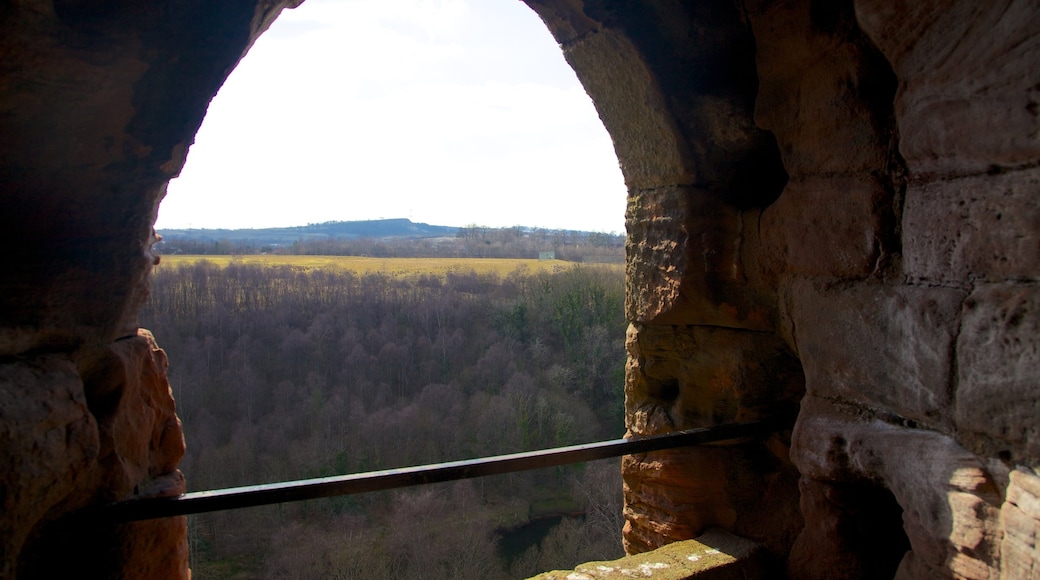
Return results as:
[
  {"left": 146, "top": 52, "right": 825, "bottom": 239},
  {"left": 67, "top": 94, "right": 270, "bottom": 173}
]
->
[
  {"left": 155, "top": 218, "right": 626, "bottom": 262},
  {"left": 157, "top": 218, "right": 458, "bottom": 246}
]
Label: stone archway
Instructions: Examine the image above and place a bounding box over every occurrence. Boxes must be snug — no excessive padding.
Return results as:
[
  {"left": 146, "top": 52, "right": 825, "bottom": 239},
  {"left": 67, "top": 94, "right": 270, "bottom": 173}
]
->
[
  {"left": 2, "top": 0, "right": 1038, "bottom": 578},
  {"left": 0, "top": 2, "right": 299, "bottom": 577}
]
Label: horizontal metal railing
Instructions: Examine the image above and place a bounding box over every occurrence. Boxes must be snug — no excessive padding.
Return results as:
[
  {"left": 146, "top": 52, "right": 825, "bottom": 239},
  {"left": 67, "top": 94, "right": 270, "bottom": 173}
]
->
[{"left": 102, "top": 419, "right": 782, "bottom": 523}]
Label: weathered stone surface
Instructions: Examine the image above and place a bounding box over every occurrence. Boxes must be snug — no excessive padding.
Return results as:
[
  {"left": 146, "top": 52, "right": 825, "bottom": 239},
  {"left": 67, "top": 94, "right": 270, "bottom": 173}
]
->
[
  {"left": 86, "top": 330, "right": 186, "bottom": 500},
  {"left": 0, "top": 356, "right": 97, "bottom": 578},
  {"left": 759, "top": 176, "right": 892, "bottom": 279},
  {"left": 749, "top": 0, "right": 897, "bottom": 179},
  {"left": 559, "top": 27, "right": 695, "bottom": 190},
  {"left": 626, "top": 187, "right": 773, "bottom": 329},
  {"left": 2, "top": 0, "right": 1039, "bottom": 576},
  {"left": 0, "top": 0, "right": 299, "bottom": 357},
  {"left": 791, "top": 396, "right": 1004, "bottom": 580},
  {"left": 0, "top": 1, "right": 297, "bottom": 574},
  {"left": 552, "top": 1, "right": 787, "bottom": 204},
  {"left": 787, "top": 477, "right": 910, "bottom": 580},
  {"left": 856, "top": 0, "right": 1040, "bottom": 176},
  {"left": 531, "top": 528, "right": 768, "bottom": 580},
  {"left": 95, "top": 331, "right": 188, "bottom": 579},
  {"left": 624, "top": 320, "right": 802, "bottom": 558},
  {"left": 1000, "top": 467, "right": 1040, "bottom": 579},
  {"left": 623, "top": 449, "right": 737, "bottom": 552},
  {"left": 623, "top": 441, "right": 801, "bottom": 560},
  {"left": 789, "top": 279, "right": 965, "bottom": 429},
  {"left": 522, "top": 0, "right": 598, "bottom": 45},
  {"left": 15, "top": 330, "right": 187, "bottom": 579},
  {"left": 625, "top": 323, "right": 803, "bottom": 432},
  {"left": 956, "top": 283, "right": 1040, "bottom": 462},
  {"left": 903, "top": 167, "right": 1040, "bottom": 285}
]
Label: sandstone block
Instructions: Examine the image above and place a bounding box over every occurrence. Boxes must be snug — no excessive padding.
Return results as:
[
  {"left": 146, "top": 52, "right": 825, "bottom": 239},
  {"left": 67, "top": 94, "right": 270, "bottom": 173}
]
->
[
  {"left": 559, "top": 3, "right": 786, "bottom": 204},
  {"left": 787, "top": 477, "right": 910, "bottom": 579},
  {"left": 623, "top": 320, "right": 803, "bottom": 558},
  {"left": 16, "top": 330, "right": 188, "bottom": 579},
  {"left": 856, "top": 0, "right": 1040, "bottom": 176},
  {"left": 1000, "top": 468, "right": 1040, "bottom": 579},
  {"left": 956, "top": 283, "right": 1040, "bottom": 461},
  {"left": 623, "top": 449, "right": 736, "bottom": 551},
  {"left": 750, "top": 0, "right": 894, "bottom": 178},
  {"left": 626, "top": 187, "right": 773, "bottom": 328},
  {"left": 759, "top": 176, "right": 891, "bottom": 280},
  {"left": 623, "top": 429, "right": 801, "bottom": 559},
  {"left": 625, "top": 323, "right": 802, "bottom": 434},
  {"left": 86, "top": 330, "right": 186, "bottom": 494},
  {"left": 563, "top": 28, "right": 694, "bottom": 190},
  {"left": 521, "top": 0, "right": 598, "bottom": 45},
  {"left": 0, "top": 232, "right": 159, "bottom": 357},
  {"left": 791, "top": 396, "right": 1003, "bottom": 579},
  {"left": 531, "top": 528, "right": 768, "bottom": 580},
  {"left": 903, "top": 167, "right": 1040, "bottom": 285},
  {"left": 0, "top": 0, "right": 296, "bottom": 357},
  {"left": 0, "top": 356, "right": 97, "bottom": 579},
  {"left": 789, "top": 280, "right": 964, "bottom": 429}
]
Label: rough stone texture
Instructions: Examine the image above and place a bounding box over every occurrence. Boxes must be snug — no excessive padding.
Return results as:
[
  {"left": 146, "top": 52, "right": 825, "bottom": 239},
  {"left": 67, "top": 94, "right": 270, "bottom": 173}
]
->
[
  {"left": 625, "top": 187, "right": 776, "bottom": 329},
  {"left": 524, "top": 6, "right": 803, "bottom": 566},
  {"left": 759, "top": 176, "right": 892, "bottom": 280},
  {"left": 623, "top": 322, "right": 802, "bottom": 557},
  {"left": 956, "top": 283, "right": 1040, "bottom": 463},
  {"left": 622, "top": 443, "right": 801, "bottom": 560},
  {"left": 542, "top": 1, "right": 789, "bottom": 204},
  {"left": 625, "top": 323, "right": 803, "bottom": 431},
  {"left": 0, "top": 356, "right": 97, "bottom": 579},
  {"left": 749, "top": 0, "right": 902, "bottom": 285},
  {"left": 15, "top": 330, "right": 188, "bottom": 579},
  {"left": 0, "top": 0, "right": 297, "bottom": 577},
  {"left": 80, "top": 331, "right": 186, "bottom": 502},
  {"left": 1001, "top": 468, "right": 1040, "bottom": 579},
  {"left": 529, "top": 528, "right": 769, "bottom": 580},
  {"left": 903, "top": 167, "right": 1040, "bottom": 286},
  {"left": 856, "top": 0, "right": 1040, "bottom": 177},
  {"left": 0, "top": 0, "right": 298, "bottom": 357},
  {"left": 791, "top": 396, "right": 1004, "bottom": 580},
  {"left": 534, "top": 1, "right": 1039, "bottom": 578},
  {"left": 749, "top": 0, "right": 898, "bottom": 179},
  {"left": 529, "top": 0, "right": 789, "bottom": 336},
  {"left": 560, "top": 27, "right": 696, "bottom": 190},
  {"left": 787, "top": 477, "right": 910, "bottom": 579},
  {"left": 789, "top": 279, "right": 966, "bottom": 431},
  {"left": 3, "top": 0, "right": 1039, "bottom": 577}
]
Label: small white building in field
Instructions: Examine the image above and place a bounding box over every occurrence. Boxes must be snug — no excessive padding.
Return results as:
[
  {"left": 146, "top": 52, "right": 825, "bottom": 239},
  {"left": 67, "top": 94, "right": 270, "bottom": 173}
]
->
[{"left": 538, "top": 251, "right": 555, "bottom": 260}]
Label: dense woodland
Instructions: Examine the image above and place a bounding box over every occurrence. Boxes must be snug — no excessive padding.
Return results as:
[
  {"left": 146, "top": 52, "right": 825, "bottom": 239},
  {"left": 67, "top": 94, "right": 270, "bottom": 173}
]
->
[
  {"left": 140, "top": 260, "right": 628, "bottom": 578},
  {"left": 156, "top": 225, "right": 626, "bottom": 263}
]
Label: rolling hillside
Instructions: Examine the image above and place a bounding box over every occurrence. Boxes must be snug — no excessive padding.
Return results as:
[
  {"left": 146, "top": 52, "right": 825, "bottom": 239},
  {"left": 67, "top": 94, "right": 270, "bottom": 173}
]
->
[{"left": 158, "top": 218, "right": 458, "bottom": 246}]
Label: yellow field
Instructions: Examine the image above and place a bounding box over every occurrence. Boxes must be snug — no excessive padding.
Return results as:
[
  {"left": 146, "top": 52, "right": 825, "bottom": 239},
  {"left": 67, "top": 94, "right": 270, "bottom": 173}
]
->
[{"left": 156, "top": 254, "right": 620, "bottom": 277}]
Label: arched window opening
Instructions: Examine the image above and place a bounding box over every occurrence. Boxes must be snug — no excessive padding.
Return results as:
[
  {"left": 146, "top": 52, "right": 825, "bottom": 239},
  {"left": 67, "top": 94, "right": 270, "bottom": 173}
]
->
[{"left": 144, "top": 1, "right": 629, "bottom": 577}]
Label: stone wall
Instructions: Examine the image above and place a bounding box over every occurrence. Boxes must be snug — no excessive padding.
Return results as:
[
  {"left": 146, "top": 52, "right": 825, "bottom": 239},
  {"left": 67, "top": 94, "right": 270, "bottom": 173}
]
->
[
  {"left": 0, "top": 0, "right": 299, "bottom": 577},
  {"left": 526, "top": 0, "right": 1039, "bottom": 578},
  {"left": 0, "top": 0, "right": 1036, "bottom": 578}
]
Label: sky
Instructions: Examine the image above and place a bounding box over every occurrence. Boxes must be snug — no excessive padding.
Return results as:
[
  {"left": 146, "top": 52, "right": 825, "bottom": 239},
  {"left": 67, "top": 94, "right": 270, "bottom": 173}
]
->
[{"left": 155, "top": 0, "right": 628, "bottom": 234}]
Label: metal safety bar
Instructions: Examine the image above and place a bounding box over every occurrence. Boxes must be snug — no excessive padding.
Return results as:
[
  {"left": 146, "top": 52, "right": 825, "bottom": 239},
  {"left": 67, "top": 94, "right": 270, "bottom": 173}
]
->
[{"left": 102, "top": 419, "right": 783, "bottom": 523}]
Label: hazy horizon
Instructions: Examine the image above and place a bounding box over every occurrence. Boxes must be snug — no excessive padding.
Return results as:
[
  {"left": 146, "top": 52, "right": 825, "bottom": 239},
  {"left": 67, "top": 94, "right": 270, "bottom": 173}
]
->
[{"left": 156, "top": 215, "right": 625, "bottom": 234}]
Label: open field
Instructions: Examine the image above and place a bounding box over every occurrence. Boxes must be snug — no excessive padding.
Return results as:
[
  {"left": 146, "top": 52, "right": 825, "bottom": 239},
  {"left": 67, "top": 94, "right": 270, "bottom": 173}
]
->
[{"left": 156, "top": 254, "right": 622, "bottom": 277}]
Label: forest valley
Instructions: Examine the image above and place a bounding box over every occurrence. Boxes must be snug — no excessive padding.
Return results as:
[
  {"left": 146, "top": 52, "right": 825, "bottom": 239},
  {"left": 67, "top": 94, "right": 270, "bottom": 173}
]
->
[{"left": 140, "top": 260, "right": 628, "bottom": 579}]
